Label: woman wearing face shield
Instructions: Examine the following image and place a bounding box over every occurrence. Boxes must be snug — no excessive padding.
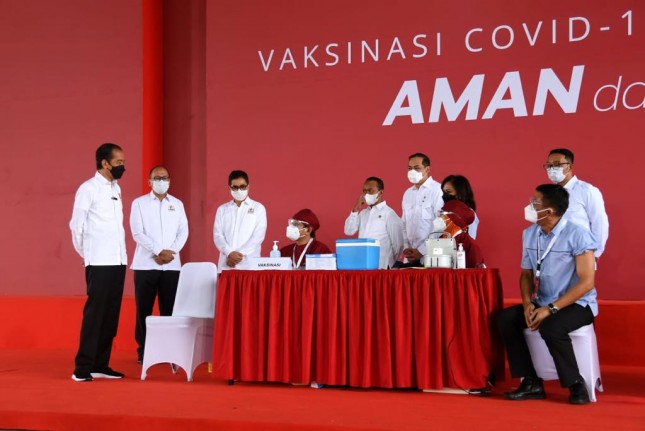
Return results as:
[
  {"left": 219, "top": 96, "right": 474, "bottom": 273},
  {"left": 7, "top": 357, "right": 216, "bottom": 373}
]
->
[
  {"left": 433, "top": 199, "right": 486, "bottom": 268},
  {"left": 441, "top": 175, "right": 479, "bottom": 239},
  {"left": 280, "top": 209, "right": 332, "bottom": 269}
]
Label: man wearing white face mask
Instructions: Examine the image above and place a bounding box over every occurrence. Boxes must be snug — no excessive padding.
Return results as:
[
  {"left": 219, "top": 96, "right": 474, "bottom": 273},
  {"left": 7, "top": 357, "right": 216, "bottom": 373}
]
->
[
  {"left": 497, "top": 184, "right": 597, "bottom": 405},
  {"left": 130, "top": 165, "right": 189, "bottom": 364},
  {"left": 399, "top": 153, "right": 444, "bottom": 266},
  {"left": 544, "top": 148, "right": 609, "bottom": 259},
  {"left": 344, "top": 177, "right": 404, "bottom": 269},
  {"left": 213, "top": 170, "right": 267, "bottom": 272}
]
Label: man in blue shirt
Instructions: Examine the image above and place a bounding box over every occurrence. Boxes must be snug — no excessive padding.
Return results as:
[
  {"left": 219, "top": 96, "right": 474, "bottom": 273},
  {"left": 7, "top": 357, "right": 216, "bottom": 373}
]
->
[{"left": 497, "top": 184, "right": 597, "bottom": 404}]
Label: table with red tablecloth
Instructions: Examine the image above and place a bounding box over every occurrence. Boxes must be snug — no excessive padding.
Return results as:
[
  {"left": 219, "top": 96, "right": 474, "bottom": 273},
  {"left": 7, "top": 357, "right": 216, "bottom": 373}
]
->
[{"left": 212, "top": 269, "right": 505, "bottom": 390}]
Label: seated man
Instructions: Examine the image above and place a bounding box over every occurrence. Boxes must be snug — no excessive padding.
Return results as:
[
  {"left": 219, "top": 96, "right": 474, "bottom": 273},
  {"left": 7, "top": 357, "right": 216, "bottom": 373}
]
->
[
  {"left": 280, "top": 209, "right": 332, "bottom": 269},
  {"left": 434, "top": 199, "right": 485, "bottom": 268},
  {"left": 496, "top": 184, "right": 597, "bottom": 405}
]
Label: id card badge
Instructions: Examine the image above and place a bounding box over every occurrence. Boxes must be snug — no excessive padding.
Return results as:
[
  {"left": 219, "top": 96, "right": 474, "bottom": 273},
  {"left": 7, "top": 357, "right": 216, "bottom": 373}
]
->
[
  {"left": 532, "top": 276, "right": 540, "bottom": 299},
  {"left": 532, "top": 268, "right": 541, "bottom": 299}
]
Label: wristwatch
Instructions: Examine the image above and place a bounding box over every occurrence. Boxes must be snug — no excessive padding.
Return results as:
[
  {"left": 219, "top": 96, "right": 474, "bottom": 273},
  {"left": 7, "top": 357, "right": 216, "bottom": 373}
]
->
[{"left": 548, "top": 303, "right": 559, "bottom": 315}]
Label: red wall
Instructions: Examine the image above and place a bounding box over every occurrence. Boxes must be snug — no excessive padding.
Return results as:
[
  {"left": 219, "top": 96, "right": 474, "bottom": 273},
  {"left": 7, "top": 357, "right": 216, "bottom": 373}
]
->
[
  {"left": 205, "top": 1, "right": 645, "bottom": 299},
  {"left": 0, "top": 0, "right": 143, "bottom": 295},
  {"left": 1, "top": 1, "right": 643, "bottom": 301}
]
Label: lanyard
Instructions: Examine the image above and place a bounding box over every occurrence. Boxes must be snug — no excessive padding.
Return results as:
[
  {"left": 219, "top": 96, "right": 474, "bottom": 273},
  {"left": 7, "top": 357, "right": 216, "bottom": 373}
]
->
[
  {"left": 535, "top": 234, "right": 558, "bottom": 278},
  {"left": 292, "top": 238, "right": 314, "bottom": 269}
]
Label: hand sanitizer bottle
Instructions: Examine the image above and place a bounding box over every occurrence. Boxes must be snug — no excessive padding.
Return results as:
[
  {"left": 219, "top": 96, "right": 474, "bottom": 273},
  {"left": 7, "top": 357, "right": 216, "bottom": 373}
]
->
[
  {"left": 456, "top": 243, "right": 466, "bottom": 269},
  {"left": 270, "top": 241, "right": 280, "bottom": 258}
]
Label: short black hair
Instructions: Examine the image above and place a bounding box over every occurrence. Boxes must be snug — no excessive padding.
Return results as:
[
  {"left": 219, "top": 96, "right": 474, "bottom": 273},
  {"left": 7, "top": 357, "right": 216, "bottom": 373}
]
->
[
  {"left": 228, "top": 170, "right": 249, "bottom": 185},
  {"left": 148, "top": 165, "right": 168, "bottom": 178},
  {"left": 549, "top": 148, "right": 575, "bottom": 164},
  {"left": 536, "top": 184, "right": 569, "bottom": 216},
  {"left": 365, "top": 176, "right": 384, "bottom": 191},
  {"left": 408, "top": 153, "right": 430, "bottom": 167},
  {"left": 95, "top": 143, "right": 122, "bottom": 170},
  {"left": 441, "top": 175, "right": 477, "bottom": 211}
]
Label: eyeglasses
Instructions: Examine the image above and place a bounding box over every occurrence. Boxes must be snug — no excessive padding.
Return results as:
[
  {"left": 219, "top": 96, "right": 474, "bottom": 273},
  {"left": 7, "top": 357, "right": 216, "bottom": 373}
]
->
[
  {"left": 543, "top": 162, "right": 571, "bottom": 170},
  {"left": 152, "top": 176, "right": 170, "bottom": 181},
  {"left": 288, "top": 219, "right": 309, "bottom": 228},
  {"left": 230, "top": 184, "right": 248, "bottom": 191},
  {"left": 530, "top": 199, "right": 544, "bottom": 208}
]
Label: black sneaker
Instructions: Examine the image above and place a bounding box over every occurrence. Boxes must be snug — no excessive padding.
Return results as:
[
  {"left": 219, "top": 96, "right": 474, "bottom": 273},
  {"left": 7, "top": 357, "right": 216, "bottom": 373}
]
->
[
  {"left": 91, "top": 368, "right": 125, "bottom": 379},
  {"left": 71, "top": 372, "right": 94, "bottom": 382}
]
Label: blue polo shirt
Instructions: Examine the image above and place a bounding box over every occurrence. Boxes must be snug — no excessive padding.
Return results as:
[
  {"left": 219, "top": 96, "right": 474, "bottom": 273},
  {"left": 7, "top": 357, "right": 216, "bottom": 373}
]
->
[{"left": 521, "top": 219, "right": 598, "bottom": 316}]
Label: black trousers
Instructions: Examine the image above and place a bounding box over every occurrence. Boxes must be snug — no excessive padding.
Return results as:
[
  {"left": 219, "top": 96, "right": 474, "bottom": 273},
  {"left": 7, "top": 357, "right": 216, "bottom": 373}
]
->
[
  {"left": 496, "top": 303, "right": 594, "bottom": 388},
  {"left": 74, "top": 265, "right": 126, "bottom": 374},
  {"left": 134, "top": 269, "right": 180, "bottom": 356}
]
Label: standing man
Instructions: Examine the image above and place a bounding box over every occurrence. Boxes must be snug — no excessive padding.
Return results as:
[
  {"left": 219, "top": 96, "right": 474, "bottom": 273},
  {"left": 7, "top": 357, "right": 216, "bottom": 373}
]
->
[
  {"left": 130, "top": 165, "right": 189, "bottom": 364},
  {"left": 344, "top": 176, "right": 404, "bottom": 269},
  {"left": 544, "top": 148, "right": 609, "bottom": 259},
  {"left": 69, "top": 143, "right": 128, "bottom": 382},
  {"left": 214, "top": 170, "right": 267, "bottom": 271},
  {"left": 400, "top": 153, "right": 444, "bottom": 266},
  {"left": 497, "top": 184, "right": 597, "bottom": 404}
]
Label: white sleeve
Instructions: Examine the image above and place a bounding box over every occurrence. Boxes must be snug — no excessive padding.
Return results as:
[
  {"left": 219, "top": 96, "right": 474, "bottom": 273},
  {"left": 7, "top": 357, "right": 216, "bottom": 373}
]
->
[
  {"left": 213, "top": 206, "right": 232, "bottom": 256},
  {"left": 587, "top": 186, "right": 609, "bottom": 258},
  {"left": 401, "top": 197, "right": 410, "bottom": 249},
  {"left": 130, "top": 199, "right": 162, "bottom": 256},
  {"left": 344, "top": 211, "right": 359, "bottom": 236},
  {"left": 69, "top": 184, "right": 91, "bottom": 258},
  {"left": 387, "top": 211, "right": 405, "bottom": 261}
]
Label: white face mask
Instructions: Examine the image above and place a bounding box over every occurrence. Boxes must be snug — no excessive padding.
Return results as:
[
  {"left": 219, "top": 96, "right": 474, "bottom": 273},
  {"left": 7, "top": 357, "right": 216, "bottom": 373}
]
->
[
  {"left": 524, "top": 204, "right": 549, "bottom": 223},
  {"left": 231, "top": 189, "right": 248, "bottom": 201},
  {"left": 407, "top": 169, "right": 424, "bottom": 184},
  {"left": 364, "top": 192, "right": 379, "bottom": 206},
  {"left": 432, "top": 217, "right": 447, "bottom": 232},
  {"left": 546, "top": 167, "right": 566, "bottom": 184},
  {"left": 151, "top": 179, "right": 170, "bottom": 195},
  {"left": 286, "top": 225, "right": 302, "bottom": 241}
]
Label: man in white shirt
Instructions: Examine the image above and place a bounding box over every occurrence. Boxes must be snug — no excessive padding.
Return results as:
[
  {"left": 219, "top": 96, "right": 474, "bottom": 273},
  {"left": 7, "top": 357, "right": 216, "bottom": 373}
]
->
[
  {"left": 69, "top": 143, "right": 128, "bottom": 382},
  {"left": 544, "top": 149, "right": 609, "bottom": 259},
  {"left": 344, "top": 176, "right": 404, "bottom": 269},
  {"left": 130, "top": 165, "right": 189, "bottom": 364},
  {"left": 399, "top": 153, "right": 444, "bottom": 266},
  {"left": 213, "top": 170, "right": 267, "bottom": 271}
]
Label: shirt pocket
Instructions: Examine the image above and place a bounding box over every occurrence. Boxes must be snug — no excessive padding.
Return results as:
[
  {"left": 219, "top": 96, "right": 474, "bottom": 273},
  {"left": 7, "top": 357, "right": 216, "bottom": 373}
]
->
[
  {"left": 95, "top": 195, "right": 118, "bottom": 220},
  {"left": 422, "top": 204, "right": 436, "bottom": 220}
]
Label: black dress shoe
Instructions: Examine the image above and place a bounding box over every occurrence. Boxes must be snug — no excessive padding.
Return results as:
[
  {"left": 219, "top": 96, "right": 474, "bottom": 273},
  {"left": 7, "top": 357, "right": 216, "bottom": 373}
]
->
[
  {"left": 504, "top": 376, "right": 546, "bottom": 400},
  {"left": 569, "top": 381, "right": 590, "bottom": 404}
]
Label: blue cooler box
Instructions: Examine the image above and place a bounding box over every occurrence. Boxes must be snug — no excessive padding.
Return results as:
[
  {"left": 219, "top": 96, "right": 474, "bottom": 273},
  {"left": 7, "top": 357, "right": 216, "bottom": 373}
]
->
[{"left": 335, "top": 238, "right": 380, "bottom": 270}]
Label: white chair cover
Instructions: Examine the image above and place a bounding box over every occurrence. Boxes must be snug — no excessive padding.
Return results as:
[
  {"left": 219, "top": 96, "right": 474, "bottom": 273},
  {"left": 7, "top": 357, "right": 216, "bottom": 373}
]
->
[
  {"left": 141, "top": 262, "right": 218, "bottom": 382},
  {"left": 524, "top": 323, "right": 603, "bottom": 402}
]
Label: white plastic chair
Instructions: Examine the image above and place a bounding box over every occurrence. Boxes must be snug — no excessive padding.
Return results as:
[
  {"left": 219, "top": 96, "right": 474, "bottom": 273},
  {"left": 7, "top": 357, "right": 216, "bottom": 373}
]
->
[
  {"left": 524, "top": 324, "right": 603, "bottom": 401},
  {"left": 141, "top": 262, "right": 218, "bottom": 382}
]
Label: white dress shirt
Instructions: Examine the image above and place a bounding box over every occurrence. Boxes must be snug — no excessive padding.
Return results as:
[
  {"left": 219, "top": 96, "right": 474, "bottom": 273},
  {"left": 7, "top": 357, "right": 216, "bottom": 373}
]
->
[
  {"left": 69, "top": 171, "right": 127, "bottom": 266},
  {"left": 213, "top": 197, "right": 267, "bottom": 271},
  {"left": 563, "top": 175, "right": 609, "bottom": 258},
  {"left": 401, "top": 177, "right": 444, "bottom": 255},
  {"left": 130, "top": 192, "right": 189, "bottom": 271},
  {"left": 344, "top": 201, "right": 404, "bottom": 269}
]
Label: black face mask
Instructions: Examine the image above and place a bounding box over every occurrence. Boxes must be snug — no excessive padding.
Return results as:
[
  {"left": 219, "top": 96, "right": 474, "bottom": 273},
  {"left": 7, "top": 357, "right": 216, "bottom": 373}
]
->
[
  {"left": 110, "top": 164, "right": 126, "bottom": 180},
  {"left": 442, "top": 192, "right": 456, "bottom": 203}
]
